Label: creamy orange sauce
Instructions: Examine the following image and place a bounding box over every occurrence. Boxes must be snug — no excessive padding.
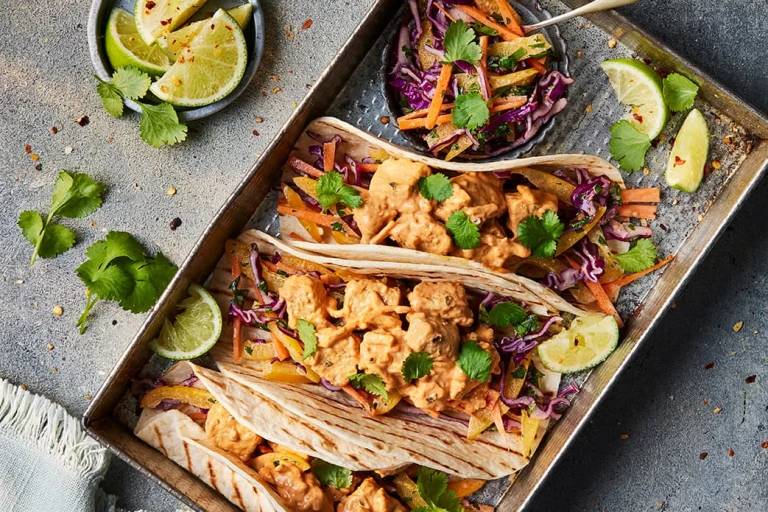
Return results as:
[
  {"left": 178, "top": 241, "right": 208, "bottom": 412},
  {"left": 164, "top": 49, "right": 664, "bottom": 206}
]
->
[
  {"left": 204, "top": 403, "right": 262, "bottom": 462},
  {"left": 337, "top": 478, "right": 408, "bottom": 512},
  {"left": 258, "top": 460, "right": 333, "bottom": 512}
]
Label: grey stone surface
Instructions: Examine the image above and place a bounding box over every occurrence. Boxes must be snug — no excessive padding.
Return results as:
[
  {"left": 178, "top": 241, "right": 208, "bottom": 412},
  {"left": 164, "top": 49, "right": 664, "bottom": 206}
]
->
[{"left": 0, "top": 1, "right": 765, "bottom": 512}]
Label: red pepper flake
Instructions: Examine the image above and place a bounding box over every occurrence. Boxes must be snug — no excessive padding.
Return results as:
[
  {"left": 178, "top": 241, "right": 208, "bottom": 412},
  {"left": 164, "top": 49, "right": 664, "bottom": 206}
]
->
[
  {"left": 24, "top": 144, "right": 32, "bottom": 154},
  {"left": 169, "top": 217, "right": 182, "bottom": 231},
  {"left": 145, "top": 0, "right": 155, "bottom": 9},
  {"left": 50, "top": 126, "right": 58, "bottom": 134},
  {"left": 699, "top": 452, "right": 708, "bottom": 460},
  {"left": 669, "top": 137, "right": 676, "bottom": 146},
  {"left": 633, "top": 113, "right": 644, "bottom": 123},
  {"left": 704, "top": 362, "right": 715, "bottom": 370},
  {"left": 761, "top": 440, "right": 768, "bottom": 449},
  {"left": 702, "top": 400, "right": 709, "bottom": 406},
  {"left": 226, "top": 25, "right": 232, "bottom": 31},
  {"left": 301, "top": 19, "right": 313, "bottom": 30},
  {"left": 659, "top": 70, "right": 669, "bottom": 79},
  {"left": 745, "top": 375, "right": 756, "bottom": 384},
  {"left": 74, "top": 115, "right": 89, "bottom": 126},
  {"left": 703, "top": 163, "right": 712, "bottom": 177},
  {"left": 160, "top": 17, "right": 172, "bottom": 26},
  {"left": 210, "top": 23, "right": 215, "bottom": 30},
  {"left": 728, "top": 448, "right": 734, "bottom": 457},
  {"left": 674, "top": 156, "right": 686, "bottom": 167},
  {"left": 252, "top": 130, "right": 259, "bottom": 136},
  {"left": 642, "top": 57, "right": 652, "bottom": 65},
  {"left": 261, "top": 91, "right": 267, "bottom": 97}
]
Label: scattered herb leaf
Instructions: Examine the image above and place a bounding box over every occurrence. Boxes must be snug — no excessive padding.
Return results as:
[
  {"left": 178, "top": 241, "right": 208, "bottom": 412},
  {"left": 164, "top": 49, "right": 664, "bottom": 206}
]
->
[
  {"left": 615, "top": 238, "right": 657, "bottom": 273},
  {"left": 316, "top": 170, "right": 363, "bottom": 210},
  {"left": 663, "top": 73, "right": 699, "bottom": 112},
  {"left": 311, "top": 459, "right": 353, "bottom": 489},
  {"left": 418, "top": 173, "right": 454, "bottom": 202},
  {"left": 516, "top": 210, "right": 564, "bottom": 258},
  {"left": 456, "top": 341, "right": 492, "bottom": 382},
  {"left": 445, "top": 211, "right": 481, "bottom": 250},
  {"left": 297, "top": 319, "right": 318, "bottom": 359},
  {"left": 348, "top": 373, "right": 389, "bottom": 399},
  {"left": 452, "top": 92, "right": 490, "bottom": 130},
  {"left": 609, "top": 120, "right": 651, "bottom": 172},
  {"left": 402, "top": 352, "right": 434, "bottom": 381},
  {"left": 443, "top": 21, "right": 482, "bottom": 65}
]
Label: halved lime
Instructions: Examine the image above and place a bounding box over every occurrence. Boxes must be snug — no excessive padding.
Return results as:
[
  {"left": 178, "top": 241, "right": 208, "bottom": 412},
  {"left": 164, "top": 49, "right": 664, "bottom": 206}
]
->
[
  {"left": 104, "top": 8, "right": 171, "bottom": 76},
  {"left": 537, "top": 314, "right": 619, "bottom": 374},
  {"left": 149, "top": 9, "right": 248, "bottom": 107},
  {"left": 134, "top": 0, "right": 207, "bottom": 45},
  {"left": 601, "top": 58, "right": 669, "bottom": 140},
  {"left": 666, "top": 109, "right": 710, "bottom": 193},
  {"left": 148, "top": 283, "right": 222, "bottom": 360},
  {"left": 157, "top": 3, "right": 253, "bottom": 60}
]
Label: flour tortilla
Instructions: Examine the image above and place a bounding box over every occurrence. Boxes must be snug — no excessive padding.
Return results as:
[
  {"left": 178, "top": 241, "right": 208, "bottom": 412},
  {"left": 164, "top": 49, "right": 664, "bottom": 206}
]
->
[{"left": 280, "top": 116, "right": 623, "bottom": 284}]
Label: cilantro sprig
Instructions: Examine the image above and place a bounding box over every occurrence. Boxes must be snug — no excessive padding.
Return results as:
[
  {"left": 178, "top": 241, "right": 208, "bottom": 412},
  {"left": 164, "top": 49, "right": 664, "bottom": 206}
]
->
[
  {"left": 456, "top": 341, "right": 492, "bottom": 382},
  {"left": 413, "top": 467, "right": 463, "bottom": 512},
  {"left": 615, "top": 238, "right": 657, "bottom": 273},
  {"left": 297, "top": 319, "right": 318, "bottom": 359},
  {"left": 452, "top": 92, "right": 490, "bottom": 130},
  {"left": 76, "top": 231, "right": 177, "bottom": 333},
  {"left": 310, "top": 459, "right": 353, "bottom": 489},
  {"left": 402, "top": 352, "right": 434, "bottom": 381},
  {"left": 443, "top": 20, "right": 482, "bottom": 65},
  {"left": 95, "top": 67, "right": 188, "bottom": 148},
  {"left": 446, "top": 211, "right": 481, "bottom": 250},
  {"left": 609, "top": 120, "right": 651, "bottom": 173},
  {"left": 480, "top": 301, "right": 540, "bottom": 337},
  {"left": 18, "top": 171, "right": 104, "bottom": 265},
  {"left": 418, "top": 173, "right": 453, "bottom": 202},
  {"left": 348, "top": 372, "right": 388, "bottom": 399},
  {"left": 316, "top": 171, "right": 363, "bottom": 210},
  {"left": 663, "top": 73, "right": 699, "bottom": 112},
  {"left": 517, "top": 210, "right": 564, "bottom": 258}
]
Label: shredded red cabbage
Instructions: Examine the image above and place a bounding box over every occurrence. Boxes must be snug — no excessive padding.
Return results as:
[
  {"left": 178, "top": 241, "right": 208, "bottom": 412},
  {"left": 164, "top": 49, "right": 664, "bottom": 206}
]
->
[
  {"left": 543, "top": 239, "right": 605, "bottom": 290},
  {"left": 603, "top": 219, "right": 653, "bottom": 242}
]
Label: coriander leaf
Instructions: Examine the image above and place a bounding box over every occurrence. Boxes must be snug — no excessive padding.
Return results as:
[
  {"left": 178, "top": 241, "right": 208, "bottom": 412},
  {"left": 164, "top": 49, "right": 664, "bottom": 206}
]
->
[
  {"left": 99, "top": 231, "right": 146, "bottom": 265},
  {"left": 310, "top": 459, "right": 353, "bottom": 489},
  {"left": 76, "top": 258, "right": 133, "bottom": 302},
  {"left": 137, "top": 101, "right": 188, "bottom": 148},
  {"left": 111, "top": 67, "right": 151, "bottom": 100},
  {"left": 452, "top": 92, "right": 490, "bottom": 130},
  {"left": 315, "top": 170, "right": 363, "bottom": 210},
  {"left": 516, "top": 314, "right": 540, "bottom": 337},
  {"left": 663, "top": 73, "right": 699, "bottom": 112},
  {"left": 348, "top": 373, "right": 389, "bottom": 400},
  {"left": 230, "top": 276, "right": 249, "bottom": 307},
  {"left": 18, "top": 210, "right": 44, "bottom": 247},
  {"left": 96, "top": 78, "right": 124, "bottom": 117},
  {"left": 615, "top": 238, "right": 657, "bottom": 273},
  {"left": 37, "top": 224, "right": 76, "bottom": 259},
  {"left": 297, "top": 319, "right": 318, "bottom": 359},
  {"left": 516, "top": 210, "right": 564, "bottom": 258},
  {"left": 446, "top": 211, "right": 480, "bottom": 250},
  {"left": 50, "top": 171, "right": 104, "bottom": 219},
  {"left": 443, "top": 20, "right": 482, "bottom": 65},
  {"left": 486, "top": 301, "right": 527, "bottom": 328},
  {"left": 402, "top": 352, "right": 434, "bottom": 381},
  {"left": 418, "top": 173, "right": 453, "bottom": 202},
  {"left": 118, "top": 252, "right": 177, "bottom": 313},
  {"left": 456, "top": 341, "right": 492, "bottom": 382},
  {"left": 415, "top": 468, "right": 463, "bottom": 512},
  {"left": 609, "top": 120, "right": 651, "bottom": 173}
]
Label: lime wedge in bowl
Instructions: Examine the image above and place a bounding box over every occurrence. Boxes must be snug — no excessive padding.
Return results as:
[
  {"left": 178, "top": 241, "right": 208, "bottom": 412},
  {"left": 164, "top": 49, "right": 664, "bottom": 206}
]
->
[
  {"left": 537, "top": 314, "right": 619, "bottom": 374},
  {"left": 105, "top": 8, "right": 172, "bottom": 76},
  {"left": 601, "top": 58, "right": 668, "bottom": 140},
  {"left": 666, "top": 108, "right": 710, "bottom": 192},
  {"left": 134, "top": 0, "right": 207, "bottom": 45},
  {"left": 150, "top": 9, "right": 248, "bottom": 107},
  {"left": 148, "top": 283, "right": 222, "bottom": 360},
  {"left": 157, "top": 3, "right": 253, "bottom": 60}
]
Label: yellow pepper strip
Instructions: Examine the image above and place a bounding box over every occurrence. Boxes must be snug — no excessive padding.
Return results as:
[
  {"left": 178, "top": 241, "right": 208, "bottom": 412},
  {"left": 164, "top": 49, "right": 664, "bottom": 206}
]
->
[
  {"left": 140, "top": 386, "right": 215, "bottom": 410},
  {"left": 556, "top": 206, "right": 606, "bottom": 256}
]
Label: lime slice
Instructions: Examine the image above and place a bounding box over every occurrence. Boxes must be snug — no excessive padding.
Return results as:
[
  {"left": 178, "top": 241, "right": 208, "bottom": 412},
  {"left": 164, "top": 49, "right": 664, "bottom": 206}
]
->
[
  {"left": 157, "top": 3, "right": 253, "bottom": 60},
  {"left": 104, "top": 8, "right": 172, "bottom": 76},
  {"left": 601, "top": 58, "right": 669, "bottom": 140},
  {"left": 149, "top": 9, "right": 247, "bottom": 107},
  {"left": 148, "top": 283, "right": 222, "bottom": 360},
  {"left": 665, "top": 108, "right": 710, "bottom": 193},
  {"left": 134, "top": 0, "right": 207, "bottom": 45},
  {"left": 537, "top": 314, "right": 619, "bottom": 374}
]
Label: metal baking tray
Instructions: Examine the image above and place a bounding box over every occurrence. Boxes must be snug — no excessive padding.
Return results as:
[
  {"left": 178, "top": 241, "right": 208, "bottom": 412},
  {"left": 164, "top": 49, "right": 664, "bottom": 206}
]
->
[{"left": 83, "top": 0, "right": 768, "bottom": 510}]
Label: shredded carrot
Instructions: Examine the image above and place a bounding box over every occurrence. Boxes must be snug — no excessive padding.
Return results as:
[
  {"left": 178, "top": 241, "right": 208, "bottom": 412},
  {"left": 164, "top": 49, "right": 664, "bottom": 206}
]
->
[
  {"left": 358, "top": 163, "right": 379, "bottom": 172},
  {"left": 566, "top": 256, "right": 624, "bottom": 328},
  {"left": 398, "top": 102, "right": 455, "bottom": 122},
  {"left": 479, "top": 36, "right": 490, "bottom": 99},
  {"left": 342, "top": 385, "right": 372, "bottom": 413},
  {"left": 269, "top": 331, "right": 290, "bottom": 361},
  {"left": 455, "top": 5, "right": 520, "bottom": 41},
  {"left": 609, "top": 255, "right": 675, "bottom": 288},
  {"left": 495, "top": 0, "right": 525, "bottom": 36},
  {"left": 433, "top": 1, "right": 455, "bottom": 22},
  {"left": 230, "top": 253, "right": 243, "bottom": 365},
  {"left": 288, "top": 156, "right": 324, "bottom": 178},
  {"left": 187, "top": 412, "right": 208, "bottom": 421},
  {"left": 621, "top": 188, "right": 661, "bottom": 204},
  {"left": 322, "top": 142, "right": 336, "bottom": 172},
  {"left": 277, "top": 203, "right": 342, "bottom": 228},
  {"left": 617, "top": 204, "right": 657, "bottom": 220},
  {"left": 447, "top": 479, "right": 487, "bottom": 498},
  {"left": 490, "top": 98, "right": 528, "bottom": 113},
  {"left": 526, "top": 58, "right": 547, "bottom": 75},
  {"left": 425, "top": 64, "right": 453, "bottom": 130},
  {"left": 398, "top": 112, "right": 453, "bottom": 131}
]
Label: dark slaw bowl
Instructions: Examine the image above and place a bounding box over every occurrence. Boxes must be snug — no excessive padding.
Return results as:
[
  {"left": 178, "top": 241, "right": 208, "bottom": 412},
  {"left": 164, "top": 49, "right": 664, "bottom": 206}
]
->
[{"left": 383, "top": 0, "right": 570, "bottom": 162}]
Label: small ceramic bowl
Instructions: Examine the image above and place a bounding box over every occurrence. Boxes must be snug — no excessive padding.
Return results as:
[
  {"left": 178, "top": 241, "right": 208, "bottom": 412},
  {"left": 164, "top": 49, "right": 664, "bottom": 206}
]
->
[
  {"left": 87, "top": 0, "right": 265, "bottom": 121},
  {"left": 383, "top": 0, "right": 570, "bottom": 161}
]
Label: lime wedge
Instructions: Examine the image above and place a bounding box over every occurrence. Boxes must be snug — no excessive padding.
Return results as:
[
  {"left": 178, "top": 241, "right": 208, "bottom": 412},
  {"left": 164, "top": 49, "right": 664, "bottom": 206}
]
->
[
  {"left": 665, "top": 108, "right": 710, "bottom": 193},
  {"left": 148, "top": 283, "right": 222, "bottom": 360},
  {"left": 104, "top": 8, "right": 171, "bottom": 76},
  {"left": 537, "top": 314, "right": 619, "bottom": 374},
  {"left": 601, "top": 58, "right": 669, "bottom": 140},
  {"left": 157, "top": 3, "right": 253, "bottom": 60},
  {"left": 149, "top": 9, "right": 248, "bottom": 107},
  {"left": 134, "top": 0, "right": 207, "bottom": 45}
]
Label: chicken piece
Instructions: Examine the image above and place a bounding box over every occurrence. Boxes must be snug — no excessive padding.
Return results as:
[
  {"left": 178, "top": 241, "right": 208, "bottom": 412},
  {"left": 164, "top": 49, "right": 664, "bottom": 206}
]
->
[
  {"left": 204, "top": 403, "right": 262, "bottom": 462},
  {"left": 452, "top": 220, "right": 531, "bottom": 268},
  {"left": 401, "top": 360, "right": 470, "bottom": 411},
  {"left": 280, "top": 275, "right": 332, "bottom": 329},
  {"left": 337, "top": 478, "right": 407, "bottom": 512},
  {"left": 306, "top": 329, "right": 361, "bottom": 387},
  {"left": 404, "top": 313, "right": 460, "bottom": 360},
  {"left": 505, "top": 185, "right": 559, "bottom": 235},
  {"left": 389, "top": 212, "right": 453, "bottom": 255},
  {"left": 435, "top": 172, "right": 507, "bottom": 224},
  {"left": 331, "top": 279, "right": 403, "bottom": 330},
  {"left": 407, "top": 282, "right": 474, "bottom": 327},
  {"left": 359, "top": 328, "right": 409, "bottom": 391},
  {"left": 258, "top": 460, "right": 333, "bottom": 512},
  {"left": 353, "top": 158, "right": 433, "bottom": 242}
]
